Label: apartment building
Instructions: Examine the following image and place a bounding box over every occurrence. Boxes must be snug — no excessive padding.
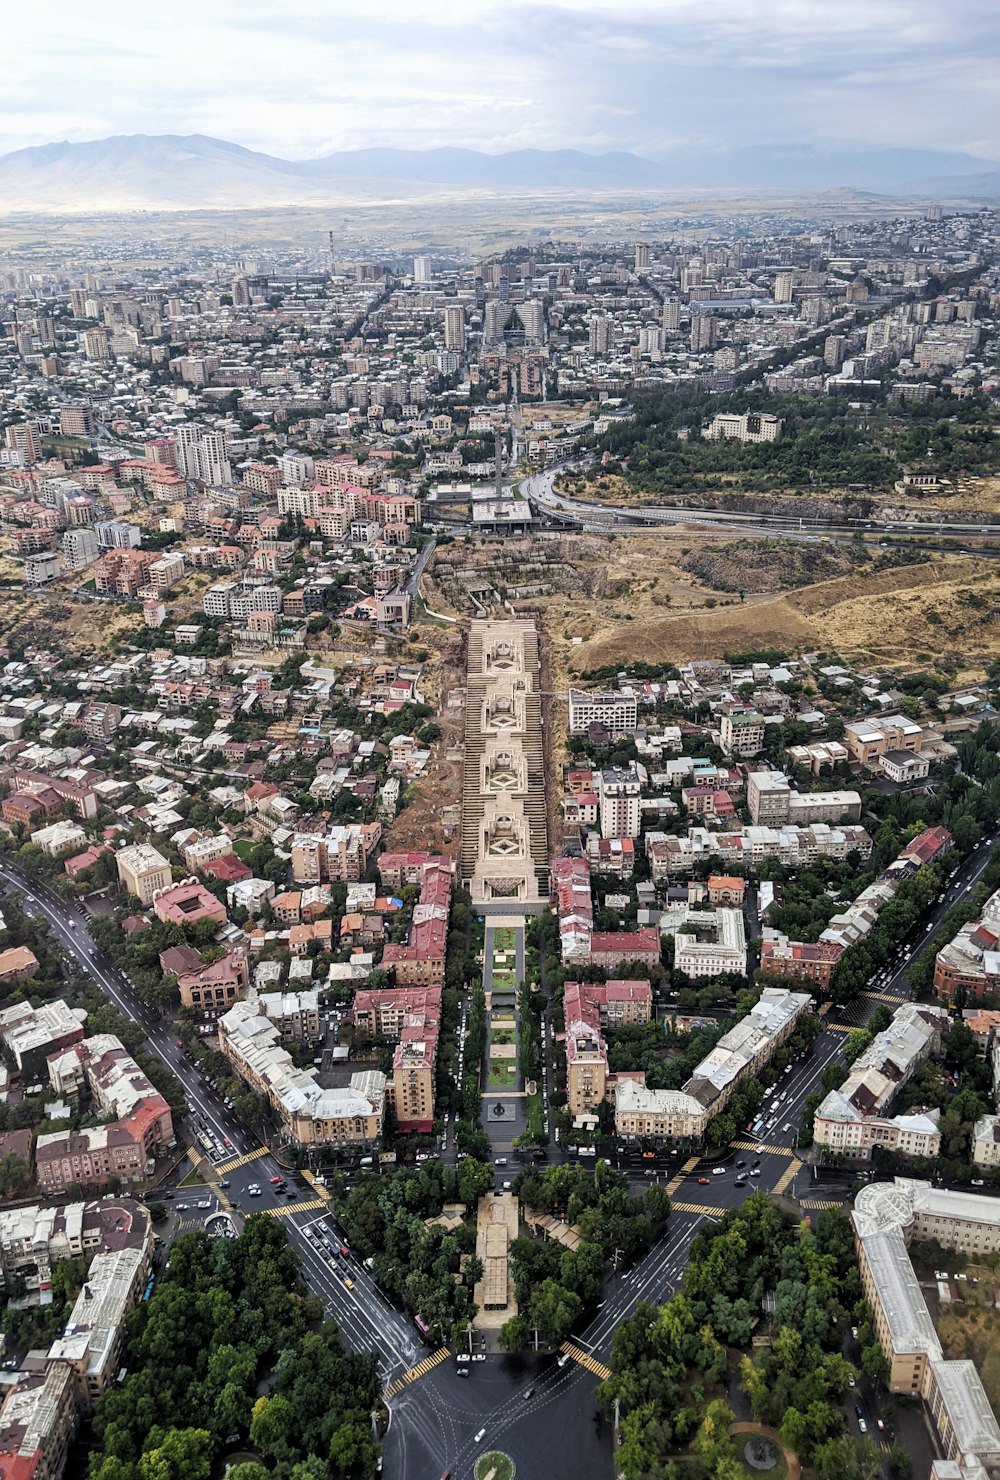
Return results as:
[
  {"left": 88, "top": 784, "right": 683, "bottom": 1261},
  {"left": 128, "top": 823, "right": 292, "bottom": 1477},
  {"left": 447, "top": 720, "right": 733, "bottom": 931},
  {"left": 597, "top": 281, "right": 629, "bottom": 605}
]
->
[
  {"left": 37, "top": 1034, "right": 175, "bottom": 1194},
  {"left": 813, "top": 1003, "right": 949, "bottom": 1162},
  {"left": 115, "top": 843, "right": 172, "bottom": 905},
  {"left": 844, "top": 714, "right": 924, "bottom": 768},
  {"left": 289, "top": 822, "right": 382, "bottom": 885},
  {"left": 258, "top": 990, "right": 322, "bottom": 1044},
  {"left": 48, "top": 1245, "right": 149, "bottom": 1412},
  {"left": 568, "top": 689, "right": 638, "bottom": 736},
  {"left": 682, "top": 988, "right": 812, "bottom": 1118},
  {"left": 670, "top": 907, "right": 747, "bottom": 980},
  {"left": 972, "top": 1115, "right": 1000, "bottom": 1169},
  {"left": 589, "top": 927, "right": 660, "bottom": 973},
  {"left": 747, "top": 770, "right": 861, "bottom": 826},
  {"left": 93, "top": 549, "right": 155, "bottom": 597},
  {"left": 599, "top": 766, "right": 642, "bottom": 839},
  {"left": 381, "top": 856, "right": 451, "bottom": 987},
  {"left": 934, "top": 890, "right": 1000, "bottom": 1001},
  {"left": 0, "top": 1001, "right": 87, "bottom": 1078},
  {"left": 563, "top": 979, "right": 652, "bottom": 1121},
  {"left": 647, "top": 822, "right": 872, "bottom": 879},
  {"left": 219, "top": 1001, "right": 385, "bottom": 1149},
  {"left": 352, "top": 985, "right": 442, "bottom": 1043},
  {"left": 0, "top": 1357, "right": 78, "bottom": 1480},
  {"left": 853, "top": 1178, "right": 1000, "bottom": 1480},
  {"left": 550, "top": 855, "right": 593, "bottom": 964},
  {"left": 760, "top": 932, "right": 844, "bottom": 989},
  {"left": 613, "top": 1078, "right": 707, "bottom": 1143},
  {"left": 719, "top": 707, "right": 765, "bottom": 757},
  {"left": 0, "top": 945, "right": 40, "bottom": 984}
]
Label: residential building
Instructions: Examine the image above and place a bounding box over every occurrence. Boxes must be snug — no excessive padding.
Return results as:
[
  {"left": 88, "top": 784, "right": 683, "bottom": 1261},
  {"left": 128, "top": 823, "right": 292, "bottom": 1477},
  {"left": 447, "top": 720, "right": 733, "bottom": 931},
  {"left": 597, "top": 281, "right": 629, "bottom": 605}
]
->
[
  {"left": 760, "top": 933, "right": 843, "bottom": 989},
  {"left": 720, "top": 708, "right": 765, "bottom": 757},
  {"left": 972, "top": 1115, "right": 1000, "bottom": 1169},
  {"left": 589, "top": 927, "right": 660, "bottom": 972},
  {"left": 613, "top": 1079, "right": 706, "bottom": 1143},
  {"left": 672, "top": 907, "right": 747, "bottom": 979},
  {"left": 47, "top": 1245, "right": 150, "bottom": 1411},
  {"left": 934, "top": 890, "right": 1000, "bottom": 1001},
  {"left": 258, "top": 990, "right": 322, "bottom": 1044},
  {"left": 568, "top": 689, "right": 638, "bottom": 736},
  {"left": 0, "top": 945, "right": 40, "bottom": 984},
  {"left": 0, "top": 1001, "right": 87, "bottom": 1077},
  {"left": 813, "top": 1003, "right": 950, "bottom": 1161},
  {"left": 682, "top": 987, "right": 812, "bottom": 1118},
  {"left": 219, "top": 1001, "right": 385, "bottom": 1149},
  {"left": 598, "top": 765, "right": 642, "bottom": 839},
  {"left": 152, "top": 881, "right": 227, "bottom": 929},
  {"left": 115, "top": 844, "right": 172, "bottom": 905},
  {"left": 0, "top": 1357, "right": 78, "bottom": 1480},
  {"left": 844, "top": 715, "right": 924, "bottom": 767}
]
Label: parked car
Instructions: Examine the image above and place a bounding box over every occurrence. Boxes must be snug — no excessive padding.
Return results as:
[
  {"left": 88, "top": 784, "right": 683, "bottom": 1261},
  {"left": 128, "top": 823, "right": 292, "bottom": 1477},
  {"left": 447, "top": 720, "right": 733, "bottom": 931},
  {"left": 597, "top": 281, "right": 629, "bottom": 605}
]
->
[{"left": 697, "top": 1177, "right": 710, "bottom": 1185}]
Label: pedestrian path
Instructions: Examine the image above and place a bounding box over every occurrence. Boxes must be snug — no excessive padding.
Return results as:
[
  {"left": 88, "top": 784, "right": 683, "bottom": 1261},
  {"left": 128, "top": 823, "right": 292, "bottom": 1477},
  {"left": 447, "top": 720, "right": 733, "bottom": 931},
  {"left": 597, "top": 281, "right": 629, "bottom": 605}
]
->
[
  {"left": 259, "top": 1198, "right": 326, "bottom": 1218},
  {"left": 771, "top": 1159, "right": 801, "bottom": 1197},
  {"left": 384, "top": 1347, "right": 450, "bottom": 1398},
  {"left": 670, "top": 1201, "right": 725, "bottom": 1218},
  {"left": 215, "top": 1145, "right": 269, "bottom": 1175},
  {"left": 560, "top": 1341, "right": 611, "bottom": 1381},
  {"left": 666, "top": 1156, "right": 700, "bottom": 1195}
]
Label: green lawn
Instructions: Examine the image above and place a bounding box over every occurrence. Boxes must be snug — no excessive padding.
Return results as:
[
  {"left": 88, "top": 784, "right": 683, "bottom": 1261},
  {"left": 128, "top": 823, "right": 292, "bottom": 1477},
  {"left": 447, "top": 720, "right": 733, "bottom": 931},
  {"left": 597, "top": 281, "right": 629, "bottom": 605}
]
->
[
  {"left": 488, "top": 1061, "right": 517, "bottom": 1087},
  {"left": 490, "top": 1027, "right": 515, "bottom": 1045},
  {"left": 475, "top": 1453, "right": 515, "bottom": 1480}
]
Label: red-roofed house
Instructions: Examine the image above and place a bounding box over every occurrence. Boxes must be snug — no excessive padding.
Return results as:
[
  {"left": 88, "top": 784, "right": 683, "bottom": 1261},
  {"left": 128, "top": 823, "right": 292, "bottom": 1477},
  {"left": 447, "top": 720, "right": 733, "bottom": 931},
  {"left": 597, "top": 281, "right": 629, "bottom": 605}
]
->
[{"left": 589, "top": 928, "right": 660, "bottom": 972}]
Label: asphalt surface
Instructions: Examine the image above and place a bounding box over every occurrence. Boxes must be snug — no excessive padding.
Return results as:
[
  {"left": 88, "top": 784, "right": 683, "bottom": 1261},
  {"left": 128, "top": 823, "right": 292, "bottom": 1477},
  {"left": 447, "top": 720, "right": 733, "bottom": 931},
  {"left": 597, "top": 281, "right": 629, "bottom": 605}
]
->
[
  {"left": 3, "top": 830, "right": 997, "bottom": 1480},
  {"left": 0, "top": 859, "right": 423, "bottom": 1383}
]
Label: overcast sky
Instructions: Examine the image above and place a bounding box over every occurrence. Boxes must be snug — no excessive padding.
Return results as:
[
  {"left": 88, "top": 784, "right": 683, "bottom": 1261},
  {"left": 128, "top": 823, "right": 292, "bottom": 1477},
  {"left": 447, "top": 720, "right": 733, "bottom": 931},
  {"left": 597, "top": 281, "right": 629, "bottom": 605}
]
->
[{"left": 5, "top": 0, "right": 999, "bottom": 163}]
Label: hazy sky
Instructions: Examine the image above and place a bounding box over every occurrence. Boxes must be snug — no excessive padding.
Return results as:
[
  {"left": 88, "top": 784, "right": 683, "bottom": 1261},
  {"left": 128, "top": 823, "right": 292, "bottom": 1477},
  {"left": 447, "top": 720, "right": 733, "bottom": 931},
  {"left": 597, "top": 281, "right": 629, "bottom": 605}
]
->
[{"left": 5, "top": 0, "right": 999, "bottom": 162}]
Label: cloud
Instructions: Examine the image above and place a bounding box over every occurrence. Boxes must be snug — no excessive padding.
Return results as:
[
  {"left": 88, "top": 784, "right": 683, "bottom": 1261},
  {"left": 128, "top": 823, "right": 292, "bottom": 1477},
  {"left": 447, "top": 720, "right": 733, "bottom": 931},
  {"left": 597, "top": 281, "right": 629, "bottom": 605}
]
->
[{"left": 1, "top": 0, "right": 998, "bottom": 165}]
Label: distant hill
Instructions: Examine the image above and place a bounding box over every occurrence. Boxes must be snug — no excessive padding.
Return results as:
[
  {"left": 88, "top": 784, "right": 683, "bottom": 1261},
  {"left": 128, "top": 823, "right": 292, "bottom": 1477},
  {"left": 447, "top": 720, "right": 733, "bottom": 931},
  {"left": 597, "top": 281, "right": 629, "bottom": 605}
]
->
[{"left": 0, "top": 133, "right": 995, "bottom": 214}]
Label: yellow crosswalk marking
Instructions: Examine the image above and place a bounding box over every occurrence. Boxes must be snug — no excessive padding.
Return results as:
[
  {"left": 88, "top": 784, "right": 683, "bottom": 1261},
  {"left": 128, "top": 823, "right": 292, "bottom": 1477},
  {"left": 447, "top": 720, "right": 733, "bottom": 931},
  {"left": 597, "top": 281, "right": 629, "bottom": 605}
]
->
[
  {"left": 384, "top": 1347, "right": 449, "bottom": 1398},
  {"left": 670, "top": 1201, "right": 725, "bottom": 1217},
  {"left": 215, "top": 1145, "right": 270, "bottom": 1175},
  {"left": 259, "top": 1198, "right": 326, "bottom": 1218},
  {"left": 666, "top": 1156, "right": 700, "bottom": 1196},
  {"left": 560, "top": 1341, "right": 611, "bottom": 1381},
  {"left": 825, "top": 1023, "right": 854, "bottom": 1034},
  {"left": 800, "top": 1198, "right": 845, "bottom": 1211},
  {"left": 731, "top": 1139, "right": 797, "bottom": 1158},
  {"left": 771, "top": 1158, "right": 802, "bottom": 1197}
]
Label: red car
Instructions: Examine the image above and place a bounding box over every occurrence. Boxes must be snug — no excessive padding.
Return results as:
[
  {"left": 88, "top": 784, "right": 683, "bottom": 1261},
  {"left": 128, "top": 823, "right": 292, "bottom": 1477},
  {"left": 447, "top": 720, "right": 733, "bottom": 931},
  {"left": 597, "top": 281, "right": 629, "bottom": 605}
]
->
[
  {"left": 697, "top": 1177, "right": 711, "bottom": 1185},
  {"left": 340, "top": 1244, "right": 350, "bottom": 1257},
  {"left": 269, "top": 1175, "right": 284, "bottom": 1186}
]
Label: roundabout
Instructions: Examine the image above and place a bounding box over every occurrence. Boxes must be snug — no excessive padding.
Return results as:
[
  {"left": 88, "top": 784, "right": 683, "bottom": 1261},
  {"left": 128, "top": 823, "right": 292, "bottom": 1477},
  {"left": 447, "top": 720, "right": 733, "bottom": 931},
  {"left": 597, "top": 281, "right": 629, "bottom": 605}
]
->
[{"left": 474, "top": 1452, "right": 515, "bottom": 1480}]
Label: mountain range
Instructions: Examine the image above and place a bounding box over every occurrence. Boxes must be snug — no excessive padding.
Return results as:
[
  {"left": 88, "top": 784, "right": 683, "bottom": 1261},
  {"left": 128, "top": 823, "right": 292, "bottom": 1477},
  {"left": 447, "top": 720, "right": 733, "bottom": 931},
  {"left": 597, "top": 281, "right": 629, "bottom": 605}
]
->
[{"left": 0, "top": 133, "right": 997, "bottom": 214}]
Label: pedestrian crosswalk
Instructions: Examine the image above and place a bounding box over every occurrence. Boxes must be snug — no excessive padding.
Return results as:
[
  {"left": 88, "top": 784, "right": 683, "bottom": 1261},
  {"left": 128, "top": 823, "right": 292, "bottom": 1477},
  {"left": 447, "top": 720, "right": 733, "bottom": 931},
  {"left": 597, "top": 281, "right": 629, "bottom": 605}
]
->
[
  {"left": 731, "top": 1139, "right": 797, "bottom": 1158},
  {"left": 666, "top": 1156, "right": 701, "bottom": 1195},
  {"left": 771, "top": 1158, "right": 801, "bottom": 1197},
  {"left": 215, "top": 1145, "right": 270, "bottom": 1175},
  {"left": 259, "top": 1198, "right": 326, "bottom": 1218},
  {"left": 824, "top": 1023, "right": 854, "bottom": 1034},
  {"left": 384, "top": 1347, "right": 449, "bottom": 1398},
  {"left": 670, "top": 1201, "right": 724, "bottom": 1218},
  {"left": 560, "top": 1341, "right": 611, "bottom": 1381},
  {"left": 800, "top": 1199, "right": 845, "bottom": 1211}
]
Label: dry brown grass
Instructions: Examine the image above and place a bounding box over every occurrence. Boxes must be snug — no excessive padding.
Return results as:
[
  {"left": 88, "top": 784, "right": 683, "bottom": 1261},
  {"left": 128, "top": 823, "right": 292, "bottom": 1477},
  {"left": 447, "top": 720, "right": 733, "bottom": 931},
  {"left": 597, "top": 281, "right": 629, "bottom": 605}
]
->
[{"left": 567, "top": 553, "right": 1000, "bottom": 680}]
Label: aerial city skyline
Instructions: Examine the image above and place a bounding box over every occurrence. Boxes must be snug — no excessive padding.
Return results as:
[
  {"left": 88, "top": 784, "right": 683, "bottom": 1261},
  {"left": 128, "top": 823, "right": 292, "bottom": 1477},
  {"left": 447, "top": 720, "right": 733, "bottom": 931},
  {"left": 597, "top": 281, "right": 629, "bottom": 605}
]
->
[{"left": 0, "top": 6, "right": 998, "bottom": 1480}]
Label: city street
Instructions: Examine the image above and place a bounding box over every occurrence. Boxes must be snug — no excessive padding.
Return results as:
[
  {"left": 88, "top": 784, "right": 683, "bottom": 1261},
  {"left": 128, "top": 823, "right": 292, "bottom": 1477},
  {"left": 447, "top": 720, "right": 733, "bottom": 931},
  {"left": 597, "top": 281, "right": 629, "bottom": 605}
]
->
[{"left": 2, "top": 825, "right": 997, "bottom": 1480}]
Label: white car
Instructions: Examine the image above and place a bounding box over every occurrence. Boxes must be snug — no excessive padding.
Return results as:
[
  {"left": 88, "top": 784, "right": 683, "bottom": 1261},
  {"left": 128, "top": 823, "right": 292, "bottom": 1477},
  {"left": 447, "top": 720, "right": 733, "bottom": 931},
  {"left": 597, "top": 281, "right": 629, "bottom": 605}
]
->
[{"left": 475, "top": 1428, "right": 486, "bottom": 1443}]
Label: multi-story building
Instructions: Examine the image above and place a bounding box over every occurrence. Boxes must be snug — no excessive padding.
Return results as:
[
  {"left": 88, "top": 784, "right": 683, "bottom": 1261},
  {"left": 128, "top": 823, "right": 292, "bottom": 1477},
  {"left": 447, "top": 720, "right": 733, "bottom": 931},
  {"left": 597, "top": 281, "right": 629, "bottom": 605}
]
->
[
  {"left": 972, "top": 1115, "right": 1000, "bottom": 1168},
  {"left": 719, "top": 707, "right": 765, "bottom": 757},
  {"left": 813, "top": 1003, "right": 949, "bottom": 1161},
  {"left": 672, "top": 907, "right": 747, "bottom": 979},
  {"left": 704, "top": 412, "right": 782, "bottom": 443},
  {"left": 47, "top": 1245, "right": 149, "bottom": 1412},
  {"left": 568, "top": 689, "right": 638, "bottom": 736},
  {"left": 563, "top": 979, "right": 652, "bottom": 1121},
  {"left": 443, "top": 305, "right": 465, "bottom": 352},
  {"left": 853, "top": 1177, "right": 1000, "bottom": 1480},
  {"left": 175, "top": 426, "right": 232, "bottom": 486},
  {"left": 219, "top": 1001, "right": 385, "bottom": 1149},
  {"left": 613, "top": 1079, "right": 706, "bottom": 1143},
  {"left": 61, "top": 527, "right": 100, "bottom": 570},
  {"left": 844, "top": 715, "right": 924, "bottom": 767},
  {"left": 0, "top": 1001, "right": 87, "bottom": 1078},
  {"left": 93, "top": 549, "right": 155, "bottom": 597},
  {"left": 589, "top": 927, "right": 661, "bottom": 973},
  {"left": 682, "top": 987, "right": 812, "bottom": 1118},
  {"left": 290, "top": 823, "right": 382, "bottom": 884},
  {"left": 598, "top": 766, "right": 642, "bottom": 840},
  {"left": 258, "top": 990, "right": 322, "bottom": 1044},
  {"left": 5, "top": 422, "right": 43, "bottom": 465},
  {"left": 760, "top": 932, "right": 843, "bottom": 989},
  {"left": 934, "top": 890, "right": 1000, "bottom": 1001},
  {"left": 115, "top": 844, "right": 172, "bottom": 905},
  {"left": 647, "top": 821, "right": 872, "bottom": 878},
  {"left": 152, "top": 881, "right": 227, "bottom": 929},
  {"left": 175, "top": 947, "right": 249, "bottom": 1014}
]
